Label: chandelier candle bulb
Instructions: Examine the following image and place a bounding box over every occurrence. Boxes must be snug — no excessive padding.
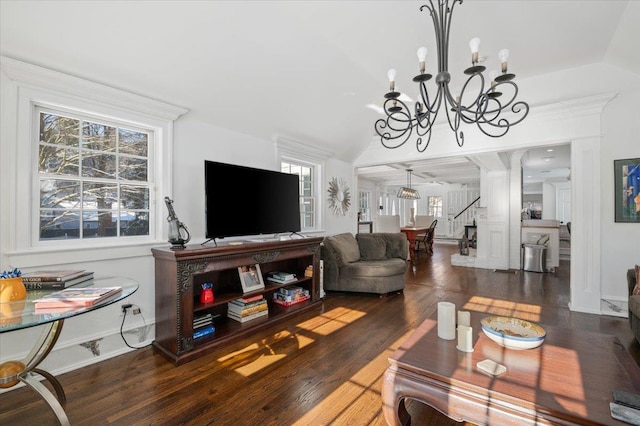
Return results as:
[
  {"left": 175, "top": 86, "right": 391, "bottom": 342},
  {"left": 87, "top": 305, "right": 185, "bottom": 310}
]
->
[
  {"left": 387, "top": 68, "right": 396, "bottom": 91},
  {"left": 469, "top": 37, "right": 481, "bottom": 64},
  {"left": 499, "top": 49, "right": 510, "bottom": 72},
  {"left": 457, "top": 325, "right": 474, "bottom": 352},
  {"left": 437, "top": 302, "right": 456, "bottom": 340},
  {"left": 490, "top": 71, "right": 499, "bottom": 87},
  {"left": 458, "top": 310, "right": 470, "bottom": 327},
  {"left": 417, "top": 46, "right": 428, "bottom": 72}
]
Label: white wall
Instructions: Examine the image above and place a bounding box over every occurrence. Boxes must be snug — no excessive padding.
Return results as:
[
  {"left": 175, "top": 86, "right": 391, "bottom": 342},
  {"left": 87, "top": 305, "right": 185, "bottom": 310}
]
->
[
  {"left": 541, "top": 182, "right": 556, "bottom": 220},
  {"left": 172, "top": 117, "right": 279, "bottom": 245},
  {"left": 1, "top": 58, "right": 638, "bottom": 380},
  {"left": 600, "top": 85, "right": 640, "bottom": 303}
]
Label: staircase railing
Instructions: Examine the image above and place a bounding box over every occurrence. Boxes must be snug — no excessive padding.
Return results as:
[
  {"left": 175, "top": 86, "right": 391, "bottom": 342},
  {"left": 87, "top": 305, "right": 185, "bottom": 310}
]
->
[
  {"left": 454, "top": 196, "right": 480, "bottom": 219},
  {"left": 450, "top": 196, "right": 480, "bottom": 238}
]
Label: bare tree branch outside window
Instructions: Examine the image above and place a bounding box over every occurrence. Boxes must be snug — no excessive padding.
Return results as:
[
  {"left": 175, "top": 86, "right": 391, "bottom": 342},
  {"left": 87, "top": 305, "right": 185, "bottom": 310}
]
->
[{"left": 38, "top": 111, "right": 151, "bottom": 240}]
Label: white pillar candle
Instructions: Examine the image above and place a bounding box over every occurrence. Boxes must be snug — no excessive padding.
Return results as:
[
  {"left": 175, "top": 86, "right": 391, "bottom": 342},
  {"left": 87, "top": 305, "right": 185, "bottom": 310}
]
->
[
  {"left": 437, "top": 302, "right": 456, "bottom": 340},
  {"left": 458, "top": 310, "right": 470, "bottom": 327},
  {"left": 457, "top": 325, "right": 474, "bottom": 352}
]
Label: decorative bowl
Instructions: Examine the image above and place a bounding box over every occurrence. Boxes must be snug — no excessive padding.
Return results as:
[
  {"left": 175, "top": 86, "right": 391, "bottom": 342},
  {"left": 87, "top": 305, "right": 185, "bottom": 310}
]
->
[
  {"left": 480, "top": 316, "right": 546, "bottom": 350},
  {"left": 0, "top": 277, "right": 27, "bottom": 303}
]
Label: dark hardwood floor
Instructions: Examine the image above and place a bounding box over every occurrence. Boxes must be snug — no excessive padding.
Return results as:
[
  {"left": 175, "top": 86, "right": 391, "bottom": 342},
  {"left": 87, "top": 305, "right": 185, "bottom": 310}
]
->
[{"left": 1, "top": 241, "right": 638, "bottom": 425}]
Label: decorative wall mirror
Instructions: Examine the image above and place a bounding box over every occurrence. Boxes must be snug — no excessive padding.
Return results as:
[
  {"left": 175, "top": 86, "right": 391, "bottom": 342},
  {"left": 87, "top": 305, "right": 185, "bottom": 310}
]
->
[{"left": 328, "top": 177, "right": 351, "bottom": 216}]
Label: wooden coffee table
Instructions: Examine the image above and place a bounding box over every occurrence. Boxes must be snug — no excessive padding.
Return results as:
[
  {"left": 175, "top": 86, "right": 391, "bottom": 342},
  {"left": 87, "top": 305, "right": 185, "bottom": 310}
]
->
[{"left": 382, "top": 312, "right": 640, "bottom": 425}]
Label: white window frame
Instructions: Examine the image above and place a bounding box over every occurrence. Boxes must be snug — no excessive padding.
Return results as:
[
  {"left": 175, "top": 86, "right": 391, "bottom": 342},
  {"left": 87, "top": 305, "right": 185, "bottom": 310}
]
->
[
  {"left": 281, "top": 160, "right": 316, "bottom": 231},
  {"left": 275, "top": 136, "right": 330, "bottom": 234},
  {"left": 33, "top": 105, "right": 155, "bottom": 244},
  {"left": 358, "top": 190, "right": 372, "bottom": 221},
  {"left": 0, "top": 57, "right": 187, "bottom": 267},
  {"left": 427, "top": 195, "right": 443, "bottom": 217}
]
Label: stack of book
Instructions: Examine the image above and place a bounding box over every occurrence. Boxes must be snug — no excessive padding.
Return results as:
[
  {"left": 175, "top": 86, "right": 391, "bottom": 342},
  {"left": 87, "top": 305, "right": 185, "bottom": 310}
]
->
[
  {"left": 227, "top": 295, "right": 269, "bottom": 323},
  {"left": 33, "top": 286, "right": 122, "bottom": 312},
  {"left": 21, "top": 270, "right": 94, "bottom": 290},
  {"left": 273, "top": 286, "right": 310, "bottom": 307},
  {"left": 266, "top": 271, "right": 297, "bottom": 284},
  {"left": 193, "top": 313, "right": 215, "bottom": 339}
]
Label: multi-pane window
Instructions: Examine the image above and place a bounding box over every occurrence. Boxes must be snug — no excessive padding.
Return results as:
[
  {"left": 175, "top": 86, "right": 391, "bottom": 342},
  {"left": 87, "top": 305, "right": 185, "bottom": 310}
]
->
[
  {"left": 358, "top": 191, "right": 371, "bottom": 221},
  {"left": 281, "top": 161, "right": 315, "bottom": 230},
  {"left": 37, "top": 109, "right": 151, "bottom": 241},
  {"left": 427, "top": 195, "right": 443, "bottom": 217}
]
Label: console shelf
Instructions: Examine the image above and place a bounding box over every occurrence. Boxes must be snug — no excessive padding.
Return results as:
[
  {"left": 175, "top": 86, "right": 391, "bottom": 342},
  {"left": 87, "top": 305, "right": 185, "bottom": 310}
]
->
[{"left": 152, "top": 237, "right": 323, "bottom": 364}]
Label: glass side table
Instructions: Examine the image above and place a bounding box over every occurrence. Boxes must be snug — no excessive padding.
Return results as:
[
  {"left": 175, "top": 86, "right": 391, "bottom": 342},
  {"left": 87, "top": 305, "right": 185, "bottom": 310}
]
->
[{"left": 0, "top": 277, "right": 139, "bottom": 426}]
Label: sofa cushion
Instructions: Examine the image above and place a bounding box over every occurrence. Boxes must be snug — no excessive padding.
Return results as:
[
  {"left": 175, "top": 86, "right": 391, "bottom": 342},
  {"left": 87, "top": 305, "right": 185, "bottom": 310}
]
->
[
  {"left": 634, "top": 264, "right": 640, "bottom": 296},
  {"left": 340, "top": 258, "right": 407, "bottom": 278},
  {"left": 359, "top": 237, "right": 387, "bottom": 260},
  {"left": 357, "top": 232, "right": 408, "bottom": 260},
  {"left": 325, "top": 233, "right": 360, "bottom": 263}
]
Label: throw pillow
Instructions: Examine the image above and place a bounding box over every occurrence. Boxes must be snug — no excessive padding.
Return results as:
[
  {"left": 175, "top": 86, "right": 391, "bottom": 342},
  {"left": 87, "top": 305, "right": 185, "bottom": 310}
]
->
[
  {"left": 634, "top": 264, "right": 640, "bottom": 296},
  {"left": 329, "top": 233, "right": 361, "bottom": 263},
  {"left": 359, "top": 238, "right": 387, "bottom": 261}
]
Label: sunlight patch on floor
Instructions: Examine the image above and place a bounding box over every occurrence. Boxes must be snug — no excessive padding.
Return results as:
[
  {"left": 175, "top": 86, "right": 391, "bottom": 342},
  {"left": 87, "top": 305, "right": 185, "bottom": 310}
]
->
[
  {"left": 234, "top": 353, "right": 287, "bottom": 377},
  {"left": 217, "top": 329, "right": 315, "bottom": 376},
  {"left": 463, "top": 296, "right": 542, "bottom": 322},
  {"left": 216, "top": 308, "right": 368, "bottom": 376},
  {"left": 292, "top": 328, "right": 419, "bottom": 425},
  {"left": 296, "top": 306, "right": 367, "bottom": 336}
]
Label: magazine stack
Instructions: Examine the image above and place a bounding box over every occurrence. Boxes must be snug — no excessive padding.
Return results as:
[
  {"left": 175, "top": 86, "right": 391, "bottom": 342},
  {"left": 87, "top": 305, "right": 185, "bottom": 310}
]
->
[
  {"left": 272, "top": 286, "right": 310, "bottom": 307},
  {"left": 266, "top": 271, "right": 297, "bottom": 284}
]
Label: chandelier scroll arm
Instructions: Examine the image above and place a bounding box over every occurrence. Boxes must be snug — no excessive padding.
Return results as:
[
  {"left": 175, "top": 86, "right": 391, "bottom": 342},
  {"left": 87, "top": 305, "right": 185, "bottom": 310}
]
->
[{"left": 375, "top": 0, "right": 529, "bottom": 152}]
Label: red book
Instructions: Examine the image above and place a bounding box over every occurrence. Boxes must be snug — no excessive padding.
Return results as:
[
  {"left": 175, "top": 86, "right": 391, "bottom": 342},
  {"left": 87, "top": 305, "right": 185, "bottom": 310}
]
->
[
  {"left": 33, "top": 286, "right": 122, "bottom": 309},
  {"left": 237, "top": 294, "right": 264, "bottom": 304}
]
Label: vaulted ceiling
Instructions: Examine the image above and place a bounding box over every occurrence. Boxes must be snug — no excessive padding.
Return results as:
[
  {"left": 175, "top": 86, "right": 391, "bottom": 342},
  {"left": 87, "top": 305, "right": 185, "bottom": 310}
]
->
[{"left": 1, "top": 1, "right": 637, "bottom": 181}]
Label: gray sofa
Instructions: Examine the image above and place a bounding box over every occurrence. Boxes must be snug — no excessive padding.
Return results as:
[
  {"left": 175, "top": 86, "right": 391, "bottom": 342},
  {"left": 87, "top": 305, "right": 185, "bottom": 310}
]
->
[
  {"left": 321, "top": 232, "right": 408, "bottom": 296},
  {"left": 629, "top": 267, "right": 640, "bottom": 344}
]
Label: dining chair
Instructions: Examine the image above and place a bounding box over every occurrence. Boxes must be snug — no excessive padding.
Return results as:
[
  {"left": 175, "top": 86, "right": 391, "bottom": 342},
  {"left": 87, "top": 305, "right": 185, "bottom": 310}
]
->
[
  {"left": 375, "top": 215, "right": 401, "bottom": 233},
  {"left": 415, "top": 219, "right": 438, "bottom": 254},
  {"left": 414, "top": 215, "right": 434, "bottom": 228}
]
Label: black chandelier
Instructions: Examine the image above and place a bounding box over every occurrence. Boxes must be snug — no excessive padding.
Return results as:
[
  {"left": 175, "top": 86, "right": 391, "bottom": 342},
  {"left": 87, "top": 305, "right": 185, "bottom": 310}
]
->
[{"left": 375, "top": 0, "right": 529, "bottom": 152}]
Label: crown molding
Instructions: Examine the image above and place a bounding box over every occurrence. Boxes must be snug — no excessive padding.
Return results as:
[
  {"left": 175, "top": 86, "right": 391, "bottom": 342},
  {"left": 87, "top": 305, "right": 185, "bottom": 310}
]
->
[
  {"left": 0, "top": 56, "right": 188, "bottom": 121},
  {"left": 274, "top": 135, "right": 334, "bottom": 161}
]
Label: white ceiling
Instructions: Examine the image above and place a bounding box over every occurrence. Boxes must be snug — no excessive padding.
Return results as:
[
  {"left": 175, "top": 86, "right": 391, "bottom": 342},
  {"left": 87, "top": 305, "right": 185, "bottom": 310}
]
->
[
  {"left": 1, "top": 1, "right": 637, "bottom": 185},
  {"left": 356, "top": 142, "right": 571, "bottom": 188}
]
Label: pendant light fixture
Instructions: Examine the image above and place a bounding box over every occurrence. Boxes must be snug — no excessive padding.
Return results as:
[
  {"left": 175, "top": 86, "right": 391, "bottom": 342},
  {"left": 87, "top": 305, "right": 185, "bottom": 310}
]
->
[{"left": 397, "top": 169, "right": 420, "bottom": 199}]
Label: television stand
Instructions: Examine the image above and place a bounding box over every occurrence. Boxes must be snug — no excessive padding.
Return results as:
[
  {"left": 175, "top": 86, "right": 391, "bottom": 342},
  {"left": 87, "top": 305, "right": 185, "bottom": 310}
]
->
[{"left": 152, "top": 237, "right": 323, "bottom": 364}]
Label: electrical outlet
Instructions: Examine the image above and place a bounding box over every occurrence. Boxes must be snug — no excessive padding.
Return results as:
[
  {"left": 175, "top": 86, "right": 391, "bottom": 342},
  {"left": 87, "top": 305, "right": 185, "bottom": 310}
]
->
[{"left": 133, "top": 307, "right": 141, "bottom": 315}]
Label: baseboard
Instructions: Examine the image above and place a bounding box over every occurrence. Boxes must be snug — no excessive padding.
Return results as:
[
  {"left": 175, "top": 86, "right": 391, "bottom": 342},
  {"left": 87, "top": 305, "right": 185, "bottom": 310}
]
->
[{"left": 601, "top": 298, "right": 629, "bottom": 318}]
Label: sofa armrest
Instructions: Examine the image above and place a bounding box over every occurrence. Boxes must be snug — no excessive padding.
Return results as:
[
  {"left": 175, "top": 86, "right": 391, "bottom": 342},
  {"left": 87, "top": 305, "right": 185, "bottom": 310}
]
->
[{"left": 629, "top": 269, "right": 637, "bottom": 296}]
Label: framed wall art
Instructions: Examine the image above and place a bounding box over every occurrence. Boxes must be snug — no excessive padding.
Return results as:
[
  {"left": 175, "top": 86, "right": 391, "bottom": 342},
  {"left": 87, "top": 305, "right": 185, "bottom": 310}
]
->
[{"left": 614, "top": 158, "right": 640, "bottom": 223}]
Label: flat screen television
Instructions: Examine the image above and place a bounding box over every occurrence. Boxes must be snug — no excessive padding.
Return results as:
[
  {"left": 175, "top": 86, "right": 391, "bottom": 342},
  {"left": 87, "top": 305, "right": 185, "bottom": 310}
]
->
[{"left": 204, "top": 160, "right": 301, "bottom": 240}]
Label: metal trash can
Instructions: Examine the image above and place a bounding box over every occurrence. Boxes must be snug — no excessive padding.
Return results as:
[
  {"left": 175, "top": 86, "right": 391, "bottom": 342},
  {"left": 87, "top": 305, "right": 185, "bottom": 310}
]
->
[{"left": 522, "top": 243, "right": 547, "bottom": 272}]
